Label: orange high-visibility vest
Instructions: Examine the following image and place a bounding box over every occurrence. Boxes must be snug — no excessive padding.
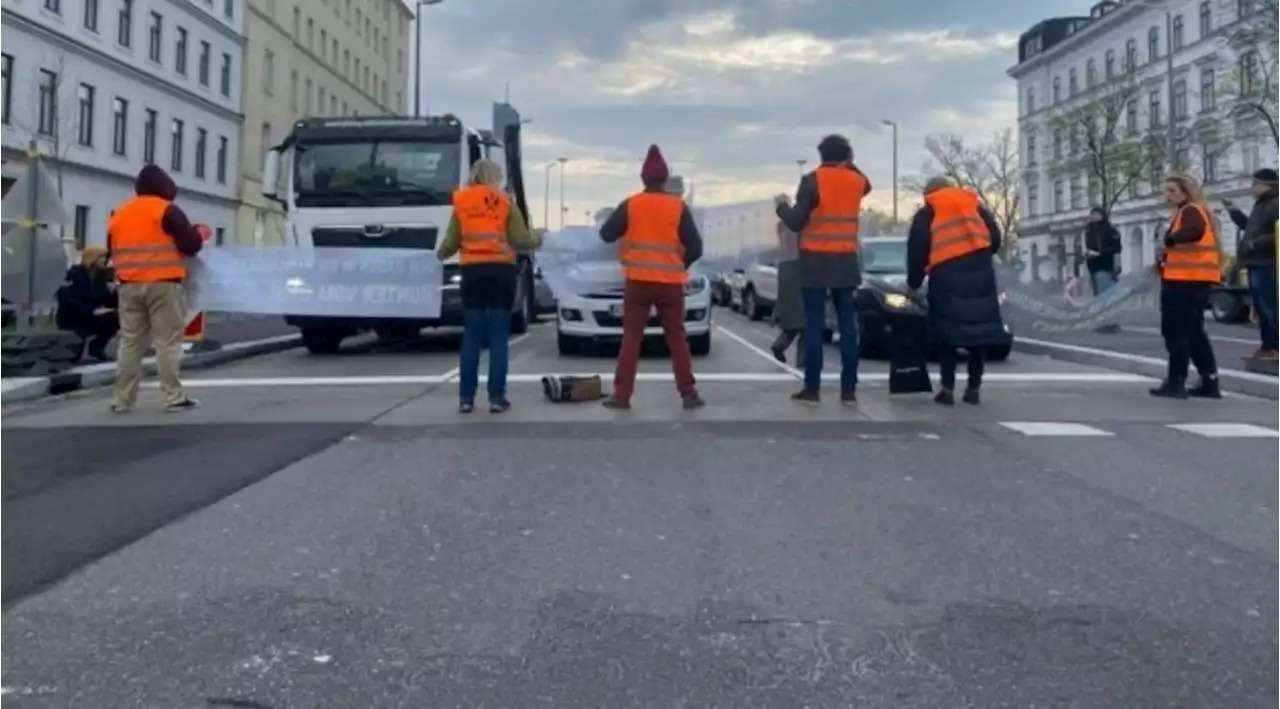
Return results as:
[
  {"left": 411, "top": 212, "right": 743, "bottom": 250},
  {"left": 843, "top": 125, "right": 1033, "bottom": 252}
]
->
[
  {"left": 924, "top": 186, "right": 992, "bottom": 272},
  {"left": 108, "top": 195, "right": 186, "bottom": 283},
  {"left": 453, "top": 185, "right": 516, "bottom": 265},
  {"left": 800, "top": 166, "right": 865, "bottom": 254},
  {"left": 1162, "top": 203, "right": 1221, "bottom": 283},
  {"left": 620, "top": 192, "right": 687, "bottom": 285}
]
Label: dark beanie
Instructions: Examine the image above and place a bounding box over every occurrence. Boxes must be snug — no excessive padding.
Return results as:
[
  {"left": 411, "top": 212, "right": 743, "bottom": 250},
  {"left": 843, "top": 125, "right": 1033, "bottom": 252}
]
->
[
  {"left": 640, "top": 144, "right": 669, "bottom": 185},
  {"left": 1252, "top": 168, "right": 1278, "bottom": 184}
]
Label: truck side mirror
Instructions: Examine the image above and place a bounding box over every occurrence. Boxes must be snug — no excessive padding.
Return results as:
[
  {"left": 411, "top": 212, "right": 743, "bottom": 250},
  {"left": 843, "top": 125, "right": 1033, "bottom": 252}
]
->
[{"left": 261, "top": 149, "right": 281, "bottom": 199}]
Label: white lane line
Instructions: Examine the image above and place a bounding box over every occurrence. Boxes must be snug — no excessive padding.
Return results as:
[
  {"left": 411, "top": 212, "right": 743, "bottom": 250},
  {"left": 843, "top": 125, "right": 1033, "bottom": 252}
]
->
[
  {"left": 1124, "top": 325, "right": 1260, "bottom": 346},
  {"left": 1167, "top": 423, "right": 1279, "bottom": 438},
  {"left": 167, "top": 371, "right": 1157, "bottom": 387},
  {"left": 1017, "top": 335, "right": 1277, "bottom": 383},
  {"left": 713, "top": 323, "right": 802, "bottom": 378},
  {"left": 1001, "top": 422, "right": 1115, "bottom": 436}
]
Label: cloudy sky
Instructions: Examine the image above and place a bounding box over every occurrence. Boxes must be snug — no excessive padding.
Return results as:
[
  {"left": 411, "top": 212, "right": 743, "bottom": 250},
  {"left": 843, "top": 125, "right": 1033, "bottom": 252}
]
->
[{"left": 410, "top": 0, "right": 1083, "bottom": 228}]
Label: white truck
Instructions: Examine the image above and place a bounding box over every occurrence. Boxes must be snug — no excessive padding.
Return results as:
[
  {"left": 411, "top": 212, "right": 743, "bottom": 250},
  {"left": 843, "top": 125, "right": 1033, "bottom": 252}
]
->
[{"left": 261, "top": 105, "right": 537, "bottom": 354}]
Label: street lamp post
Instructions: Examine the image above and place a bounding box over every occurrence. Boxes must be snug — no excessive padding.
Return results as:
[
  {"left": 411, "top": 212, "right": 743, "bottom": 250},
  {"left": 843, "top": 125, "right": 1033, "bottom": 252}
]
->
[
  {"left": 557, "top": 157, "right": 568, "bottom": 229},
  {"left": 882, "top": 119, "right": 899, "bottom": 223},
  {"left": 796, "top": 159, "right": 807, "bottom": 177},
  {"left": 1138, "top": 0, "right": 1178, "bottom": 169},
  {"left": 542, "top": 161, "right": 556, "bottom": 230},
  {"left": 412, "top": 0, "right": 444, "bottom": 117}
]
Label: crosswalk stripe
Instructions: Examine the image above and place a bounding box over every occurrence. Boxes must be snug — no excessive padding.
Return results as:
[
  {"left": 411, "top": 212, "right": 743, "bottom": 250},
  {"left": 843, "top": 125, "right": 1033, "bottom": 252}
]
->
[
  {"left": 1166, "top": 423, "right": 1280, "bottom": 438},
  {"left": 1000, "top": 422, "right": 1115, "bottom": 436}
]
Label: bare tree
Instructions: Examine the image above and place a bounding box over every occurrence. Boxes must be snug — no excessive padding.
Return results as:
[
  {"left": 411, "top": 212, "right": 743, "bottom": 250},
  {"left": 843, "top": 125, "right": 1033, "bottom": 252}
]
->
[
  {"left": 12, "top": 51, "right": 78, "bottom": 204},
  {"left": 1217, "top": 0, "right": 1278, "bottom": 146},
  {"left": 901, "top": 129, "right": 1021, "bottom": 257}
]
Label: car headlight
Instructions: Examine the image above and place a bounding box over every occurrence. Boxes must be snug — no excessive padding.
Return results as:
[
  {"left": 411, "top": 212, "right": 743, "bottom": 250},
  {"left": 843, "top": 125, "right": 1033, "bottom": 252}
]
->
[
  {"left": 685, "top": 277, "right": 707, "bottom": 295},
  {"left": 998, "top": 290, "right": 1008, "bottom": 304},
  {"left": 448, "top": 273, "right": 462, "bottom": 285},
  {"left": 882, "top": 293, "right": 909, "bottom": 309}
]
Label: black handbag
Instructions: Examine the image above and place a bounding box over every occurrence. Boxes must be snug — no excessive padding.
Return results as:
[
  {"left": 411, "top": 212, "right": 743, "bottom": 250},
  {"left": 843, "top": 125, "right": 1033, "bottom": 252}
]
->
[{"left": 886, "top": 311, "right": 933, "bottom": 395}]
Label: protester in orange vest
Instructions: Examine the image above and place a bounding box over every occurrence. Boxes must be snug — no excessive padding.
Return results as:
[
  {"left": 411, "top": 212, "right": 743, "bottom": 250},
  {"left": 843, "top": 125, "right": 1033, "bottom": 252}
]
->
[
  {"left": 107, "top": 164, "right": 204, "bottom": 413},
  {"left": 906, "top": 177, "right": 1005, "bottom": 405},
  {"left": 775, "top": 134, "right": 872, "bottom": 405},
  {"left": 597, "top": 144, "right": 705, "bottom": 410},
  {"left": 1151, "top": 173, "right": 1222, "bottom": 399},
  {"left": 437, "top": 158, "right": 539, "bottom": 414}
]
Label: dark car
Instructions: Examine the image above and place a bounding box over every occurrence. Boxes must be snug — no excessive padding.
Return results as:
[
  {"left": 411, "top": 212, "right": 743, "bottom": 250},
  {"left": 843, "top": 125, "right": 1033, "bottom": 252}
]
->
[{"left": 832, "top": 236, "right": 1014, "bottom": 361}]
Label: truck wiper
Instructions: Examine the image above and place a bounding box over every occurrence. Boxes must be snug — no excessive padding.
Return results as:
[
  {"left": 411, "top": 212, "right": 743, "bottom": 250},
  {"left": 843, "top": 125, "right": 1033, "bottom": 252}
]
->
[
  {"left": 394, "top": 183, "right": 451, "bottom": 204},
  {"left": 301, "top": 188, "right": 374, "bottom": 205}
]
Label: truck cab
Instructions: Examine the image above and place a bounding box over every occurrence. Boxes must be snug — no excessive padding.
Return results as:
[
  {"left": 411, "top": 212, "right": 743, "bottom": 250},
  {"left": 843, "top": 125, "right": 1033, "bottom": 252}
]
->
[{"left": 262, "top": 108, "right": 536, "bottom": 354}]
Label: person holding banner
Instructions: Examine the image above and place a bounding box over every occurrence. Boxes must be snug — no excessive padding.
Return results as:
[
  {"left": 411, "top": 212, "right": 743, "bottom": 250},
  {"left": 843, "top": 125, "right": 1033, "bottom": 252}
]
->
[
  {"left": 597, "top": 144, "right": 705, "bottom": 410},
  {"left": 1223, "top": 168, "right": 1278, "bottom": 360},
  {"left": 107, "top": 164, "right": 205, "bottom": 413},
  {"left": 1151, "top": 173, "right": 1221, "bottom": 399},
  {"left": 906, "top": 177, "right": 1004, "bottom": 406},
  {"left": 438, "top": 159, "right": 540, "bottom": 414}
]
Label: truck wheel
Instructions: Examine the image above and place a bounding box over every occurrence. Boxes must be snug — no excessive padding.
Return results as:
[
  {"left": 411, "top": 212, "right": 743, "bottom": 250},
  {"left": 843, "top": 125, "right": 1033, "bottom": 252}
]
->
[
  {"left": 301, "top": 327, "right": 343, "bottom": 355},
  {"left": 689, "top": 332, "right": 711, "bottom": 356},
  {"left": 1211, "top": 292, "right": 1248, "bottom": 323}
]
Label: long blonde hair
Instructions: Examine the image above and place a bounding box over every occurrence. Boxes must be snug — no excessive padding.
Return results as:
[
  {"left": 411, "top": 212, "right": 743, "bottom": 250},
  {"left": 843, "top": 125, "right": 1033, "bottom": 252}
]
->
[
  {"left": 468, "top": 159, "right": 504, "bottom": 190},
  {"left": 1164, "top": 172, "right": 1223, "bottom": 261}
]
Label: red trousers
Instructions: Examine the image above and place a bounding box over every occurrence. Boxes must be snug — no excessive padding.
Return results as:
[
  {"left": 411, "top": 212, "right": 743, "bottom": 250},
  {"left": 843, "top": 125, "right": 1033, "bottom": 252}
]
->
[{"left": 612, "top": 279, "right": 697, "bottom": 401}]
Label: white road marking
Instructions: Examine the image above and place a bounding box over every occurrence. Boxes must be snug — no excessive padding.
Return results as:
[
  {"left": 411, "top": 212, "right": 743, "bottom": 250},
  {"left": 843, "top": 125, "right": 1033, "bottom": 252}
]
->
[
  {"left": 1017, "top": 336, "right": 1277, "bottom": 383},
  {"left": 1167, "top": 423, "right": 1279, "bottom": 438},
  {"left": 1124, "top": 325, "right": 1260, "bottom": 346},
  {"left": 1000, "top": 422, "right": 1116, "bottom": 436},
  {"left": 713, "top": 323, "right": 802, "bottom": 377}
]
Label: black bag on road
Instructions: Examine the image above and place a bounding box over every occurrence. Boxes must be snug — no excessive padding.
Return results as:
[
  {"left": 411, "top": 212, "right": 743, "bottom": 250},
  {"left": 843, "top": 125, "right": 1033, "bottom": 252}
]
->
[{"left": 887, "top": 312, "right": 933, "bottom": 395}]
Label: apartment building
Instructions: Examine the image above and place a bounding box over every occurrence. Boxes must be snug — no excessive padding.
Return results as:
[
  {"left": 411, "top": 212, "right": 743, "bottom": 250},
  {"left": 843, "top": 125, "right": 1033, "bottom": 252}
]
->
[
  {"left": 1008, "top": 0, "right": 1275, "bottom": 283},
  {"left": 1, "top": 0, "right": 245, "bottom": 251},
  {"left": 236, "top": 0, "right": 412, "bottom": 245}
]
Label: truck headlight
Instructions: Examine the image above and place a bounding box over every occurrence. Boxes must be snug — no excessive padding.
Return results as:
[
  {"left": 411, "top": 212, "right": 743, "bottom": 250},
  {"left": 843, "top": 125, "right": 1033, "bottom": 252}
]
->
[
  {"left": 685, "top": 277, "right": 707, "bottom": 295},
  {"left": 882, "top": 293, "right": 909, "bottom": 309}
]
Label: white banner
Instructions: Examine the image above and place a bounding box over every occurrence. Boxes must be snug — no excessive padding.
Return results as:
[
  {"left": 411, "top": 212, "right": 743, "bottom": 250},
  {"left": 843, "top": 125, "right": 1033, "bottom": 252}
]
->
[
  {"left": 187, "top": 246, "right": 443, "bottom": 318},
  {"left": 536, "top": 226, "right": 706, "bottom": 300}
]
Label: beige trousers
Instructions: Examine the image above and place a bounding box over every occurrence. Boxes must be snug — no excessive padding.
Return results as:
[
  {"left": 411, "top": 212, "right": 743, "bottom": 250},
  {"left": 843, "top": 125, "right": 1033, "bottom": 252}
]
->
[{"left": 114, "top": 281, "right": 188, "bottom": 407}]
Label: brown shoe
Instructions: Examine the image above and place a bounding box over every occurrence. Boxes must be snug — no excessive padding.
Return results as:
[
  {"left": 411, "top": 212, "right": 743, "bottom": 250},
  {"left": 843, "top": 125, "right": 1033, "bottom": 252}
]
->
[
  {"left": 601, "top": 396, "right": 631, "bottom": 410},
  {"left": 1259, "top": 349, "right": 1279, "bottom": 360},
  {"left": 791, "top": 388, "right": 820, "bottom": 405},
  {"left": 682, "top": 393, "right": 706, "bottom": 409}
]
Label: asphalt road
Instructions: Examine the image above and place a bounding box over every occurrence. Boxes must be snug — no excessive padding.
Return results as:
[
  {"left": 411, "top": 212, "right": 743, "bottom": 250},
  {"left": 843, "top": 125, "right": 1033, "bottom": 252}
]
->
[
  {"left": 204, "top": 312, "right": 296, "bottom": 346},
  {"left": 2, "top": 309, "right": 1277, "bottom": 707}
]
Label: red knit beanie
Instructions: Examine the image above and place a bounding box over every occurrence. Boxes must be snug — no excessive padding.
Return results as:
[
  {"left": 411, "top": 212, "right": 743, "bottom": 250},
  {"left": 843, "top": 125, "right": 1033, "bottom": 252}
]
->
[{"left": 640, "top": 144, "right": 669, "bottom": 184}]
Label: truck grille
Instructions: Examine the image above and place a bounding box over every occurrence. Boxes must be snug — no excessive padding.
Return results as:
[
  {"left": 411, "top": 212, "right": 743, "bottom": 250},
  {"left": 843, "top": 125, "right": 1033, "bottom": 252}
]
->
[{"left": 311, "top": 226, "right": 438, "bottom": 249}]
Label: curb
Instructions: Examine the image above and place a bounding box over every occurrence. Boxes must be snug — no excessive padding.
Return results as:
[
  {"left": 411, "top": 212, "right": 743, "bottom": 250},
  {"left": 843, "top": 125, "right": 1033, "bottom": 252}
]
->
[
  {"left": 1015, "top": 336, "right": 1279, "bottom": 400},
  {"left": 1, "top": 334, "right": 301, "bottom": 404}
]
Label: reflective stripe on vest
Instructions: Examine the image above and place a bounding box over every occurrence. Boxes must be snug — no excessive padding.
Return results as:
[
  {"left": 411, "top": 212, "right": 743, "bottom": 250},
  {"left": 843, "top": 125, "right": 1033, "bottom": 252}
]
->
[
  {"left": 924, "top": 186, "right": 991, "bottom": 272},
  {"left": 800, "top": 166, "right": 865, "bottom": 254},
  {"left": 453, "top": 185, "right": 515, "bottom": 265},
  {"left": 1162, "top": 203, "right": 1221, "bottom": 283},
  {"left": 621, "top": 192, "right": 687, "bottom": 284},
  {"left": 107, "top": 195, "right": 186, "bottom": 283}
]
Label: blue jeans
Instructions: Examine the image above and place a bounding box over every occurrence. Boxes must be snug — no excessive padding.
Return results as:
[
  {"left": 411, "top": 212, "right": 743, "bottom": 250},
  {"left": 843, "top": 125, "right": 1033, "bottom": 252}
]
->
[
  {"left": 1090, "top": 269, "right": 1116, "bottom": 296},
  {"left": 801, "top": 286, "right": 858, "bottom": 392},
  {"left": 1248, "top": 266, "right": 1278, "bottom": 350},
  {"left": 458, "top": 308, "right": 511, "bottom": 404}
]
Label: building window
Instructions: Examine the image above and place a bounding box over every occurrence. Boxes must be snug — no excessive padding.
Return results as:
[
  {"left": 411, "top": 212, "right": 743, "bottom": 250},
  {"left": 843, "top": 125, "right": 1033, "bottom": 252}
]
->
[
  {"left": 1069, "top": 175, "right": 1083, "bottom": 209},
  {"left": 1104, "top": 49, "right": 1116, "bottom": 78},
  {"left": 307, "top": 18, "right": 314, "bottom": 48},
  {"left": 304, "top": 77, "right": 312, "bottom": 113},
  {"left": 1239, "top": 52, "right": 1258, "bottom": 93},
  {"left": 1069, "top": 125, "right": 1079, "bottom": 154},
  {"left": 1199, "top": 1, "right": 1212, "bottom": 36},
  {"left": 1238, "top": 0, "right": 1253, "bottom": 18},
  {"left": 216, "top": 136, "right": 228, "bottom": 183},
  {"left": 1174, "top": 144, "right": 1190, "bottom": 171},
  {"left": 262, "top": 50, "right": 274, "bottom": 94},
  {"left": 1172, "top": 79, "right": 1187, "bottom": 119},
  {"left": 1026, "top": 134, "right": 1038, "bottom": 166},
  {"left": 1026, "top": 183, "right": 1039, "bottom": 216},
  {"left": 220, "top": 53, "right": 232, "bottom": 95},
  {"left": 198, "top": 41, "right": 211, "bottom": 85},
  {"left": 1126, "top": 98, "right": 1138, "bottom": 134},
  {"left": 292, "top": 7, "right": 300, "bottom": 36},
  {"left": 215, "top": 226, "right": 225, "bottom": 245},
  {"left": 1148, "top": 90, "right": 1162, "bottom": 128},
  {"left": 290, "top": 69, "right": 299, "bottom": 111},
  {"left": 1053, "top": 180, "right": 1064, "bottom": 212},
  {"left": 195, "top": 128, "right": 207, "bottom": 178},
  {"left": 148, "top": 12, "right": 163, "bottom": 63},
  {"left": 1147, "top": 26, "right": 1159, "bottom": 62},
  {"left": 1085, "top": 59, "right": 1097, "bottom": 88},
  {"left": 84, "top": 0, "right": 99, "bottom": 31},
  {"left": 343, "top": 50, "right": 350, "bottom": 74},
  {"left": 1052, "top": 76, "right": 1061, "bottom": 103},
  {"left": 73, "top": 205, "right": 90, "bottom": 250},
  {"left": 332, "top": 39, "right": 338, "bottom": 65},
  {"left": 1202, "top": 148, "right": 1219, "bottom": 182},
  {"left": 342, "top": 100, "right": 348, "bottom": 115},
  {"left": 44, "top": 0, "right": 61, "bottom": 14},
  {"left": 76, "top": 83, "right": 95, "bottom": 146},
  {"left": 170, "top": 118, "right": 184, "bottom": 171},
  {"left": 261, "top": 123, "right": 271, "bottom": 171},
  {"left": 317, "top": 86, "right": 326, "bottom": 114},
  {"left": 320, "top": 30, "right": 327, "bottom": 60},
  {"left": 1125, "top": 38, "right": 1137, "bottom": 70},
  {"left": 381, "top": 80, "right": 388, "bottom": 105},
  {"left": 1052, "top": 128, "right": 1063, "bottom": 159},
  {"left": 223, "top": 0, "right": 232, "bottom": 19},
  {"left": 1, "top": 55, "right": 11, "bottom": 125},
  {"left": 37, "top": 69, "right": 57, "bottom": 135},
  {"left": 175, "top": 27, "right": 188, "bottom": 75},
  {"left": 143, "top": 107, "right": 157, "bottom": 162},
  {"left": 117, "top": 0, "right": 133, "bottom": 47},
  {"left": 330, "top": 94, "right": 337, "bottom": 114},
  {"left": 1171, "top": 14, "right": 1184, "bottom": 50},
  {"left": 1068, "top": 67, "right": 1078, "bottom": 95},
  {"left": 112, "top": 97, "right": 128, "bottom": 154},
  {"left": 1200, "top": 68, "right": 1216, "bottom": 110}
]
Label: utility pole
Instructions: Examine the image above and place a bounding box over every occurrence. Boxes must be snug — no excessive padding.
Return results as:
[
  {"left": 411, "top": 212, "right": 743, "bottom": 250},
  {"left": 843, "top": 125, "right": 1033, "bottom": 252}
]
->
[
  {"left": 882, "top": 119, "right": 899, "bottom": 222},
  {"left": 542, "top": 161, "right": 556, "bottom": 230},
  {"left": 796, "top": 159, "right": 807, "bottom": 176},
  {"left": 1163, "top": 8, "right": 1176, "bottom": 170},
  {"left": 557, "top": 157, "right": 568, "bottom": 229},
  {"left": 412, "top": 0, "right": 444, "bottom": 117}
]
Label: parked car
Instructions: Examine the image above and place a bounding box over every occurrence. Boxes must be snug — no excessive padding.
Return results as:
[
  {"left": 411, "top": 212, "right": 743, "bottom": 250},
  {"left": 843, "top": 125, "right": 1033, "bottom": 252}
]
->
[{"left": 555, "top": 264, "right": 713, "bottom": 356}]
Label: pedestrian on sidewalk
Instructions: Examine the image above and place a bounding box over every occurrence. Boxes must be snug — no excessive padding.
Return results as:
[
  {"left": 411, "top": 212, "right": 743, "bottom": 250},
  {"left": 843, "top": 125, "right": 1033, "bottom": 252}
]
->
[
  {"left": 768, "top": 193, "right": 806, "bottom": 367},
  {"left": 56, "top": 245, "right": 120, "bottom": 362},
  {"left": 775, "top": 134, "right": 871, "bottom": 405},
  {"left": 1083, "top": 207, "right": 1123, "bottom": 331},
  {"left": 1152, "top": 173, "right": 1222, "bottom": 399},
  {"left": 108, "top": 164, "right": 203, "bottom": 413},
  {"left": 597, "top": 144, "right": 705, "bottom": 410},
  {"left": 1223, "top": 168, "right": 1278, "bottom": 360},
  {"left": 438, "top": 158, "right": 539, "bottom": 414},
  {"left": 906, "top": 177, "right": 1005, "bottom": 406}
]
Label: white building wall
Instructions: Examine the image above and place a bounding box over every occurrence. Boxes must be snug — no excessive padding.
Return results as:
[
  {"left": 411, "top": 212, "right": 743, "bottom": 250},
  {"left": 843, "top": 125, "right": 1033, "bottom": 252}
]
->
[
  {"left": 1, "top": 0, "right": 245, "bottom": 252},
  {"left": 1010, "top": 0, "right": 1274, "bottom": 283}
]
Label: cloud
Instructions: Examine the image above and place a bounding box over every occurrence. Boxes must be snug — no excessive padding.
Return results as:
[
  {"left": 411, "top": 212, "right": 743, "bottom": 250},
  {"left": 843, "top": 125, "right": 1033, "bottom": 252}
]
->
[{"left": 408, "top": 0, "right": 1082, "bottom": 225}]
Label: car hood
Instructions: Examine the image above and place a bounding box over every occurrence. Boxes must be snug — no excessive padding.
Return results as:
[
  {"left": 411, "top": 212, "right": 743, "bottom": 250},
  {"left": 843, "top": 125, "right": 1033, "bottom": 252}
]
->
[{"left": 863, "top": 272, "right": 919, "bottom": 294}]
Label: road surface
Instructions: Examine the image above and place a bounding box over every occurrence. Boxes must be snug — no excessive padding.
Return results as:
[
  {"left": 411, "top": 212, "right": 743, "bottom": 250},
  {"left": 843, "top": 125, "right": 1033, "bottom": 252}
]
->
[{"left": 2, "top": 309, "right": 1276, "bottom": 707}]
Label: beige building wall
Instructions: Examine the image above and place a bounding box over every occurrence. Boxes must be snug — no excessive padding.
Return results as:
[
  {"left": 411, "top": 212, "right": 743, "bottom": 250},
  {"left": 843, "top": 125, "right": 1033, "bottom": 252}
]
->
[{"left": 235, "top": 0, "right": 413, "bottom": 245}]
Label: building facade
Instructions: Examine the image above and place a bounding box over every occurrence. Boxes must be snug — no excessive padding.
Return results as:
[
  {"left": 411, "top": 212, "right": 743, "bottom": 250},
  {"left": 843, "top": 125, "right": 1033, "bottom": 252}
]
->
[
  {"left": 2, "top": 0, "right": 245, "bottom": 252},
  {"left": 1009, "top": 0, "right": 1276, "bottom": 284},
  {"left": 235, "top": 0, "right": 413, "bottom": 245}
]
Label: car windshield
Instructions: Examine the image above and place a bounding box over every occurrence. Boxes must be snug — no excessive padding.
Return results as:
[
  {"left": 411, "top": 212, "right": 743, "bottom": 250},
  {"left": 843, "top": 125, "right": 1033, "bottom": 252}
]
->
[
  {"left": 863, "top": 240, "right": 908, "bottom": 274},
  {"left": 293, "top": 139, "right": 461, "bottom": 207}
]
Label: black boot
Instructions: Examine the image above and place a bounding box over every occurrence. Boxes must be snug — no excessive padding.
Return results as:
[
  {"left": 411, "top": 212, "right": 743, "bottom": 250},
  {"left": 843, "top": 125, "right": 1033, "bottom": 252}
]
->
[
  {"left": 1149, "top": 379, "right": 1189, "bottom": 399},
  {"left": 961, "top": 387, "right": 980, "bottom": 405},
  {"left": 1188, "top": 375, "right": 1222, "bottom": 399}
]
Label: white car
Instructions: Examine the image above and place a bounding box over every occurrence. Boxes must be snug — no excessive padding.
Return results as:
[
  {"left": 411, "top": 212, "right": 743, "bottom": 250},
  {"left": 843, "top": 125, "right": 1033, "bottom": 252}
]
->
[{"left": 555, "top": 263, "right": 713, "bottom": 356}]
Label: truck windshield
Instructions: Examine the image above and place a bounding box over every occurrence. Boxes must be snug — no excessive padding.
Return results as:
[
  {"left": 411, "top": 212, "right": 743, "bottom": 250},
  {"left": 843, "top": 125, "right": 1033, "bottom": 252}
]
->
[{"left": 293, "top": 139, "right": 461, "bottom": 207}]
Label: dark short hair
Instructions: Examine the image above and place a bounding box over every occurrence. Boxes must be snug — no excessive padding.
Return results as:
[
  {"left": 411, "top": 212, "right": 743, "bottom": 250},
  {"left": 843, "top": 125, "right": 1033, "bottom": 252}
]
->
[{"left": 817, "top": 134, "right": 852, "bottom": 163}]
